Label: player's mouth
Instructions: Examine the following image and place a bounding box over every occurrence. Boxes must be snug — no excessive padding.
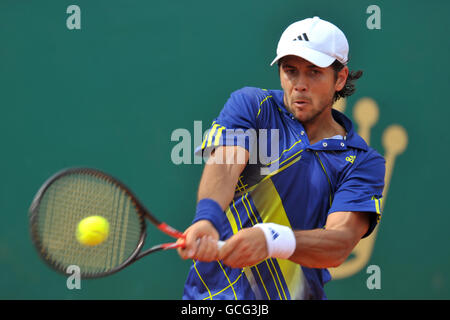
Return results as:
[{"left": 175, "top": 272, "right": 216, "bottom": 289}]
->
[{"left": 292, "top": 99, "right": 311, "bottom": 108}]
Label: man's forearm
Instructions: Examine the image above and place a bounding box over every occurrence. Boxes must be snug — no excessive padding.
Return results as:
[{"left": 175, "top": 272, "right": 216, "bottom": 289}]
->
[
  {"left": 197, "top": 146, "right": 249, "bottom": 210},
  {"left": 288, "top": 228, "right": 357, "bottom": 269},
  {"left": 197, "top": 163, "right": 239, "bottom": 210}
]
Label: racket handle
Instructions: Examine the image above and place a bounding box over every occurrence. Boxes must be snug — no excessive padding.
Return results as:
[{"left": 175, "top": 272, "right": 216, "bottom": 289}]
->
[
  {"left": 217, "top": 240, "right": 225, "bottom": 249},
  {"left": 195, "top": 238, "right": 225, "bottom": 249}
]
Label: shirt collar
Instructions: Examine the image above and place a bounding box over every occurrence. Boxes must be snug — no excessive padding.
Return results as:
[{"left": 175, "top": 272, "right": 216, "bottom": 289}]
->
[{"left": 332, "top": 109, "right": 368, "bottom": 151}]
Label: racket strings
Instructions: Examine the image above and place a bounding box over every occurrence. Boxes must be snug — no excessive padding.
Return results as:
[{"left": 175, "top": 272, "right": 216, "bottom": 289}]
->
[{"left": 35, "top": 173, "right": 143, "bottom": 275}]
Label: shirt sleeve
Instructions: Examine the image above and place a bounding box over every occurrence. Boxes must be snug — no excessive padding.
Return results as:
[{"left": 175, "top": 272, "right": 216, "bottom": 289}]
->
[
  {"left": 328, "top": 149, "right": 386, "bottom": 238},
  {"left": 195, "top": 87, "right": 264, "bottom": 157}
]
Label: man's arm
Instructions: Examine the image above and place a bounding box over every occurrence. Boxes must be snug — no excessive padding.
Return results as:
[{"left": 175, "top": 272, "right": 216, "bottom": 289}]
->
[
  {"left": 177, "top": 146, "right": 249, "bottom": 261},
  {"left": 288, "top": 211, "right": 371, "bottom": 268},
  {"left": 197, "top": 146, "right": 248, "bottom": 208},
  {"left": 218, "top": 211, "right": 370, "bottom": 269}
]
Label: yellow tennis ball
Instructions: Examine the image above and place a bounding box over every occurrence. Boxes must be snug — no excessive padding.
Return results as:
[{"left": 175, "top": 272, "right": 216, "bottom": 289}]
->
[{"left": 76, "top": 216, "right": 109, "bottom": 246}]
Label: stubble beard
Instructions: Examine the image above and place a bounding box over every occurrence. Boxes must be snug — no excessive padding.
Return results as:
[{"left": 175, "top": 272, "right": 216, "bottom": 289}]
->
[{"left": 285, "top": 94, "right": 334, "bottom": 125}]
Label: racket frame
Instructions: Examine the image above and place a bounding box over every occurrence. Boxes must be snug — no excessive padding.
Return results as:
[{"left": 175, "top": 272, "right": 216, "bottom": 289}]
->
[{"left": 29, "top": 167, "right": 183, "bottom": 279}]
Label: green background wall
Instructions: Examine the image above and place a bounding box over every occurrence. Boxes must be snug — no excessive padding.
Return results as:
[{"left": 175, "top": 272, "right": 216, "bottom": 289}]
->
[{"left": 1, "top": 0, "right": 448, "bottom": 299}]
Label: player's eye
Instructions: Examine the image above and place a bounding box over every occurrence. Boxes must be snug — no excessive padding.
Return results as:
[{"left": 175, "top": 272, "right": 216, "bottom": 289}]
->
[{"left": 284, "top": 67, "right": 296, "bottom": 75}]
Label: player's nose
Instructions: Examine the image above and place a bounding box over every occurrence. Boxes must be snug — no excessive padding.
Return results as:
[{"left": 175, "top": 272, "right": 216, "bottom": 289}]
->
[{"left": 293, "top": 74, "right": 308, "bottom": 92}]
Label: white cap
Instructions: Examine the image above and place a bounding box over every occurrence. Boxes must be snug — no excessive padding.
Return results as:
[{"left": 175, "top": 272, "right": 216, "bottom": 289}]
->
[{"left": 270, "top": 17, "right": 349, "bottom": 68}]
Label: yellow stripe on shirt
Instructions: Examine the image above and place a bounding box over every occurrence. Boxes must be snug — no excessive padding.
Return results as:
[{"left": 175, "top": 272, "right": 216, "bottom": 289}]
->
[
  {"left": 257, "top": 95, "right": 273, "bottom": 119},
  {"left": 213, "top": 126, "right": 225, "bottom": 146},
  {"left": 206, "top": 124, "right": 220, "bottom": 148},
  {"left": 250, "top": 178, "right": 306, "bottom": 299},
  {"left": 194, "top": 260, "right": 213, "bottom": 300}
]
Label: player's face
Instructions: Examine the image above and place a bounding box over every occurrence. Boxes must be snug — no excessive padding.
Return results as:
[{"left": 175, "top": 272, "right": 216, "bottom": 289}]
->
[{"left": 279, "top": 55, "right": 346, "bottom": 124}]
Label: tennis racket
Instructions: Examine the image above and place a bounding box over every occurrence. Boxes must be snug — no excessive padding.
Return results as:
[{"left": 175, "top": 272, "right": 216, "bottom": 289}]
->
[{"left": 29, "top": 167, "right": 224, "bottom": 279}]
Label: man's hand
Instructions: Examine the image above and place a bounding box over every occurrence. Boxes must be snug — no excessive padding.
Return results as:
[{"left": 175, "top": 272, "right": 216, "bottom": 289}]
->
[
  {"left": 218, "top": 227, "right": 268, "bottom": 268},
  {"left": 177, "top": 220, "right": 220, "bottom": 262}
]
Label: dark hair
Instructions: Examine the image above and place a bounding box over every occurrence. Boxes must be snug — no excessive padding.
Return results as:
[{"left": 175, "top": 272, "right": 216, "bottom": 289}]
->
[
  {"left": 330, "top": 60, "right": 363, "bottom": 102},
  {"left": 277, "top": 58, "right": 363, "bottom": 102}
]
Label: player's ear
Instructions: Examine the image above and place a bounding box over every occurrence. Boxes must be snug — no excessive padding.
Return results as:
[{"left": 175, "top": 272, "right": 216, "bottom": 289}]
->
[{"left": 335, "top": 66, "right": 349, "bottom": 92}]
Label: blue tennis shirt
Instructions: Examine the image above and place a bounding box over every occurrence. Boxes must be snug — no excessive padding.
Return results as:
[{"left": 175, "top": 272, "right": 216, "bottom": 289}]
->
[{"left": 183, "top": 87, "right": 385, "bottom": 300}]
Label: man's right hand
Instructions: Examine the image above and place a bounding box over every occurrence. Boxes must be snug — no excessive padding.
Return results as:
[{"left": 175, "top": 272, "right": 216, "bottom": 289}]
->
[{"left": 177, "top": 220, "right": 220, "bottom": 262}]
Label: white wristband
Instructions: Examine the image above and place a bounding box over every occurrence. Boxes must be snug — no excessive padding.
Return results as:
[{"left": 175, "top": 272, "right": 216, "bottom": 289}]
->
[{"left": 254, "top": 223, "right": 296, "bottom": 259}]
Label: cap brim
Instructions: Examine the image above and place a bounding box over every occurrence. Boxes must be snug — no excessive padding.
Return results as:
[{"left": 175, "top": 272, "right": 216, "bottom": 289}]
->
[{"left": 270, "top": 46, "right": 335, "bottom": 68}]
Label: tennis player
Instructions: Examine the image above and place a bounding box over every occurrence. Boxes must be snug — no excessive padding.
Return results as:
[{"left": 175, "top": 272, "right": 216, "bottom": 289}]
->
[{"left": 178, "top": 17, "right": 385, "bottom": 300}]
